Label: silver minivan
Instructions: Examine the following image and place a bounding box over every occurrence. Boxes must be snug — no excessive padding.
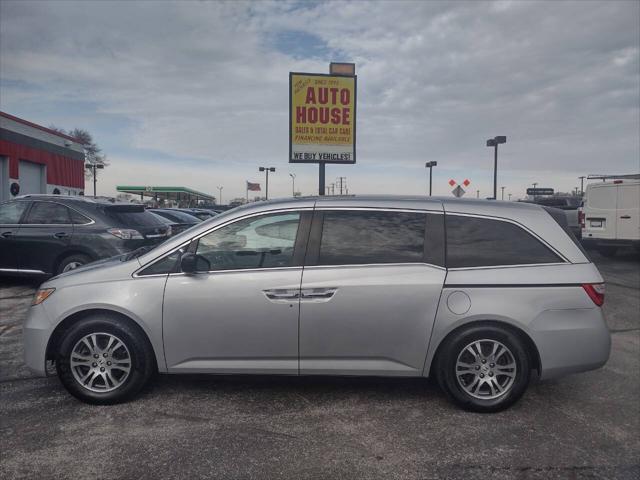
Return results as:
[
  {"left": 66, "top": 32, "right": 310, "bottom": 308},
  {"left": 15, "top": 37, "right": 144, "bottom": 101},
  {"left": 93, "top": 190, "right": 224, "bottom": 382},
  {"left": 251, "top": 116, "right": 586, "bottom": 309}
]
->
[{"left": 23, "top": 196, "right": 610, "bottom": 412}]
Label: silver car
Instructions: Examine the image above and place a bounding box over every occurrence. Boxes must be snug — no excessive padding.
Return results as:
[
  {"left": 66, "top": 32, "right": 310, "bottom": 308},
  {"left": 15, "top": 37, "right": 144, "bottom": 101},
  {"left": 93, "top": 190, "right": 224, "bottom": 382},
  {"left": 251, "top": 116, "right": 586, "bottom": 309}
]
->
[{"left": 23, "top": 196, "right": 610, "bottom": 412}]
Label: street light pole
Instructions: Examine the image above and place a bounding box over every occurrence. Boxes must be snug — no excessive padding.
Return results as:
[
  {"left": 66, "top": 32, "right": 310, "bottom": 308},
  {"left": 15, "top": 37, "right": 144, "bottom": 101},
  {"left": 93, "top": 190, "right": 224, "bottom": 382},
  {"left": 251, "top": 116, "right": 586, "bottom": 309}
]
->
[
  {"left": 500, "top": 186, "right": 505, "bottom": 200},
  {"left": 486, "top": 136, "right": 506, "bottom": 200},
  {"left": 425, "top": 161, "right": 437, "bottom": 196},
  {"left": 508, "top": 193, "right": 512, "bottom": 201},
  {"left": 579, "top": 176, "right": 586, "bottom": 196},
  {"left": 259, "top": 167, "right": 276, "bottom": 200},
  {"left": 289, "top": 173, "right": 296, "bottom": 197},
  {"left": 85, "top": 162, "right": 104, "bottom": 198},
  {"left": 217, "top": 186, "right": 223, "bottom": 205}
]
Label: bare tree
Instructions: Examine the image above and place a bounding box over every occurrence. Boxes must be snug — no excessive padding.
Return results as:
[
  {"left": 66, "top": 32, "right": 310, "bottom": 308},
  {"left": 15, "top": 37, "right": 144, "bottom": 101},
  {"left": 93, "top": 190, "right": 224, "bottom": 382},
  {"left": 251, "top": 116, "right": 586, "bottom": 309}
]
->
[{"left": 49, "top": 125, "right": 108, "bottom": 180}]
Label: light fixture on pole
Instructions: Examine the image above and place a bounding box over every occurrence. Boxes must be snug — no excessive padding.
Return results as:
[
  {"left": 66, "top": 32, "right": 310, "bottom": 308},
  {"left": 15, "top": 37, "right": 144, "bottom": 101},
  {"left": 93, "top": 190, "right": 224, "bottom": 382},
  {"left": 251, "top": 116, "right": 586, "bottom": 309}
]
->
[
  {"left": 289, "top": 173, "right": 296, "bottom": 197},
  {"left": 425, "top": 161, "right": 437, "bottom": 196},
  {"left": 500, "top": 186, "right": 505, "bottom": 200},
  {"left": 486, "top": 136, "right": 506, "bottom": 200},
  {"left": 258, "top": 167, "right": 276, "bottom": 199},
  {"left": 85, "top": 162, "right": 104, "bottom": 198},
  {"left": 217, "top": 186, "right": 223, "bottom": 205}
]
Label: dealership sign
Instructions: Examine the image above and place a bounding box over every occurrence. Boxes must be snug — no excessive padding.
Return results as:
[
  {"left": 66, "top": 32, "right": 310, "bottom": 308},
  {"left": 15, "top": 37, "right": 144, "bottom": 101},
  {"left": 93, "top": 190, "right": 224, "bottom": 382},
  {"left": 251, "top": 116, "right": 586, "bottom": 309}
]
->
[
  {"left": 289, "top": 72, "right": 356, "bottom": 164},
  {"left": 526, "top": 188, "right": 554, "bottom": 195}
]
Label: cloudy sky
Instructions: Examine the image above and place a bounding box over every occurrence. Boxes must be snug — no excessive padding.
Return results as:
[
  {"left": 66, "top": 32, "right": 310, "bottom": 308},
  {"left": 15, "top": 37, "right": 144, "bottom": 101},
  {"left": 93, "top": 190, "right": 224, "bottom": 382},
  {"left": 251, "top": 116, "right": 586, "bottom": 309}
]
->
[{"left": 1, "top": 0, "right": 638, "bottom": 201}]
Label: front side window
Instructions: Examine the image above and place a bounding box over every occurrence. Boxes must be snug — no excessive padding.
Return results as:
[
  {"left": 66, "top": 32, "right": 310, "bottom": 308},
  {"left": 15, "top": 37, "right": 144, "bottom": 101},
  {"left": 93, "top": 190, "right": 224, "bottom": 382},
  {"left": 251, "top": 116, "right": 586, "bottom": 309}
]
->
[
  {"left": 446, "top": 215, "right": 562, "bottom": 268},
  {"left": 0, "top": 201, "right": 29, "bottom": 224},
  {"left": 195, "top": 212, "right": 300, "bottom": 271},
  {"left": 24, "top": 202, "right": 71, "bottom": 224},
  {"left": 317, "top": 210, "right": 426, "bottom": 266}
]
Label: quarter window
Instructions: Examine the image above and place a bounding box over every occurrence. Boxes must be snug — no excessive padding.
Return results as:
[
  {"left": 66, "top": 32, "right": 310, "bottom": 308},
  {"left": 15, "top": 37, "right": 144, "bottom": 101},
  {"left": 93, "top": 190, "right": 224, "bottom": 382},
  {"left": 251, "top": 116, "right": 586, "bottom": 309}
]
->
[
  {"left": 317, "top": 211, "right": 426, "bottom": 265},
  {"left": 195, "top": 212, "right": 300, "bottom": 270},
  {"left": 24, "top": 202, "right": 71, "bottom": 225},
  {"left": 445, "top": 215, "right": 562, "bottom": 268}
]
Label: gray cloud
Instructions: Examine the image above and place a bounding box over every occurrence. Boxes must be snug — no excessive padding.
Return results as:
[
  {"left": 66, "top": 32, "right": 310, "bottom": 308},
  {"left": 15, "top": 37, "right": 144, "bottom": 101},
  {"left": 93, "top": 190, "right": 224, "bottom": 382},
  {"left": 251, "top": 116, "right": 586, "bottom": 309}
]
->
[{"left": 0, "top": 0, "right": 638, "bottom": 198}]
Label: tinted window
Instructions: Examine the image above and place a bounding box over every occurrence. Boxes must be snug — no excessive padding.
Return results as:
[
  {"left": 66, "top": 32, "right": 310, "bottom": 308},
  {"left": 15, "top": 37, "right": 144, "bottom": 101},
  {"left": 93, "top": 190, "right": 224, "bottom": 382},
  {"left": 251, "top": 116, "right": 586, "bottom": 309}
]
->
[
  {"left": 25, "top": 202, "right": 70, "bottom": 224},
  {"left": 69, "top": 208, "right": 92, "bottom": 224},
  {"left": 0, "top": 201, "right": 28, "bottom": 224},
  {"left": 106, "top": 210, "right": 164, "bottom": 227},
  {"left": 446, "top": 215, "right": 562, "bottom": 268},
  {"left": 196, "top": 212, "right": 300, "bottom": 270},
  {"left": 318, "top": 211, "right": 426, "bottom": 265}
]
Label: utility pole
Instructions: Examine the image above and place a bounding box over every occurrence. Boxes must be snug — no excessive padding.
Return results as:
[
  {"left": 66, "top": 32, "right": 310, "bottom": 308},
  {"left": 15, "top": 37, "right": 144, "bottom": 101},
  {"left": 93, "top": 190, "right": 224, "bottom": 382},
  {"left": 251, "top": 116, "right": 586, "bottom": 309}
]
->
[
  {"left": 217, "top": 186, "right": 223, "bottom": 205},
  {"left": 486, "top": 136, "right": 506, "bottom": 200},
  {"left": 578, "top": 176, "right": 586, "bottom": 196},
  {"left": 258, "top": 167, "right": 276, "bottom": 200},
  {"left": 508, "top": 193, "right": 512, "bottom": 201},
  {"left": 476, "top": 189, "right": 480, "bottom": 199},
  {"left": 500, "top": 186, "right": 505, "bottom": 200},
  {"left": 289, "top": 173, "right": 296, "bottom": 197},
  {"left": 425, "top": 161, "right": 437, "bottom": 196},
  {"left": 329, "top": 183, "right": 335, "bottom": 195},
  {"left": 337, "top": 176, "right": 347, "bottom": 195}
]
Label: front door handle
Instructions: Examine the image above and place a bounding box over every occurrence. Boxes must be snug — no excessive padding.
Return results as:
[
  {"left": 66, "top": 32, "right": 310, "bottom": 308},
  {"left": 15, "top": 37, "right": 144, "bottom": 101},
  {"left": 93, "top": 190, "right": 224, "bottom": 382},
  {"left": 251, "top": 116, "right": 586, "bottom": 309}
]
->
[
  {"left": 1, "top": 232, "right": 13, "bottom": 238},
  {"left": 54, "top": 232, "right": 69, "bottom": 239},
  {"left": 620, "top": 215, "right": 631, "bottom": 219},
  {"left": 263, "top": 289, "right": 300, "bottom": 302}
]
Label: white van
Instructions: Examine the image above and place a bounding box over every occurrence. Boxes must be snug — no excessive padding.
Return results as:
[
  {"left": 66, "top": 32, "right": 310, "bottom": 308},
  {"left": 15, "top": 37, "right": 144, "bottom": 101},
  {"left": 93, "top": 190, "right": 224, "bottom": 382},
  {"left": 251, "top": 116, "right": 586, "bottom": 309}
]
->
[{"left": 581, "top": 179, "right": 640, "bottom": 256}]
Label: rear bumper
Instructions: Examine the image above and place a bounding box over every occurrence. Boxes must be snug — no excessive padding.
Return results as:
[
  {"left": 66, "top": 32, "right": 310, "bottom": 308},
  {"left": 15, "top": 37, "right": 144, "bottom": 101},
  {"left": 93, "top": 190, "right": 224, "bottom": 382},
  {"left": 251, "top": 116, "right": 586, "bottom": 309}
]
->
[
  {"left": 581, "top": 237, "right": 640, "bottom": 249},
  {"left": 530, "top": 307, "right": 611, "bottom": 380},
  {"left": 23, "top": 303, "right": 54, "bottom": 377}
]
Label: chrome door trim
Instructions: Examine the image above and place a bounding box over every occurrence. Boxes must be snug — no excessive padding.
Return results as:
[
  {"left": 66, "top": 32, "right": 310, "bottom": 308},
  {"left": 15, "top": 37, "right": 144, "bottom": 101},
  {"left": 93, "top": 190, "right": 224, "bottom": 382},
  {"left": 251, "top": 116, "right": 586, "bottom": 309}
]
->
[
  {"left": 314, "top": 206, "right": 443, "bottom": 214},
  {"left": 303, "top": 262, "right": 446, "bottom": 271},
  {"left": 0, "top": 268, "right": 46, "bottom": 274}
]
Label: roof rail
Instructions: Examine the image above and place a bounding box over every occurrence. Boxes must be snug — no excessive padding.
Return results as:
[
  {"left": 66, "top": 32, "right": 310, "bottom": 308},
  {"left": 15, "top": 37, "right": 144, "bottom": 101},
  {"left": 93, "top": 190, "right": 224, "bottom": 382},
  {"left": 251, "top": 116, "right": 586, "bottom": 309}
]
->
[{"left": 587, "top": 174, "right": 640, "bottom": 180}]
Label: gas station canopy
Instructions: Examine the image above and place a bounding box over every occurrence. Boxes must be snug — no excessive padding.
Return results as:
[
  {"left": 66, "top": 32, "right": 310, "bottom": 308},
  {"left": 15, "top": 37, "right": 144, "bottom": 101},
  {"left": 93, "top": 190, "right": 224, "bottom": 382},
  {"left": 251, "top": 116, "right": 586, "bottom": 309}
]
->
[{"left": 116, "top": 185, "right": 216, "bottom": 204}]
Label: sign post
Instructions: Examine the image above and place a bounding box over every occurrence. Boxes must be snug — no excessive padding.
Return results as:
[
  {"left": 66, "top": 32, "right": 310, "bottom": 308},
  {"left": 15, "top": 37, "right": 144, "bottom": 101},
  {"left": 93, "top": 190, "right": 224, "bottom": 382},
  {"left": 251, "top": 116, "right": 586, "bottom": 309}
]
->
[{"left": 289, "top": 64, "right": 357, "bottom": 195}]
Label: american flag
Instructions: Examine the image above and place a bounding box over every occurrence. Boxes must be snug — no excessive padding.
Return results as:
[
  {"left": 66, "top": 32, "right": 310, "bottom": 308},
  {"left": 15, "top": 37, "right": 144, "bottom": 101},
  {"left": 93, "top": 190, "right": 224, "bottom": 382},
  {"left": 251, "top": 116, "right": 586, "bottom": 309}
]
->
[{"left": 246, "top": 181, "right": 261, "bottom": 191}]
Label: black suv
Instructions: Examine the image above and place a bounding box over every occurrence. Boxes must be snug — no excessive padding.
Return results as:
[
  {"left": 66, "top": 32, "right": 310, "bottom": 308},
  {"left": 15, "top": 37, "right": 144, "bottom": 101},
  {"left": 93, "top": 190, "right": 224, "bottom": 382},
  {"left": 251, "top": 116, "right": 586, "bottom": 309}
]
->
[{"left": 0, "top": 196, "right": 171, "bottom": 276}]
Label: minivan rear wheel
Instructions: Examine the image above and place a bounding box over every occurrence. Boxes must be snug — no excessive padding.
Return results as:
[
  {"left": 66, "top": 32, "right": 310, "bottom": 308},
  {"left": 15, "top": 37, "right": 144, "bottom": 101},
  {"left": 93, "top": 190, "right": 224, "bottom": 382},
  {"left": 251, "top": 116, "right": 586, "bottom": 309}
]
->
[
  {"left": 55, "top": 314, "right": 155, "bottom": 404},
  {"left": 436, "top": 325, "right": 530, "bottom": 413}
]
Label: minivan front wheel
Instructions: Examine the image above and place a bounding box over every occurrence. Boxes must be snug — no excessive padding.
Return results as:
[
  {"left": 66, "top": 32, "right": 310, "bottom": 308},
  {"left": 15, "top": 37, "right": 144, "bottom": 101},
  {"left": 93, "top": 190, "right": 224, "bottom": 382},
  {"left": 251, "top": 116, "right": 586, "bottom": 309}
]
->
[
  {"left": 436, "top": 325, "right": 530, "bottom": 412},
  {"left": 55, "top": 314, "right": 155, "bottom": 404}
]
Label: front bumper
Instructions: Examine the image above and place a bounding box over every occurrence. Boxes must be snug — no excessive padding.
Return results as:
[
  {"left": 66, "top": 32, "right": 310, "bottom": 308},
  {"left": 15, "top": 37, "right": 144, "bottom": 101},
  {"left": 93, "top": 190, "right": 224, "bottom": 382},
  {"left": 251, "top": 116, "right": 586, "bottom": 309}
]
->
[
  {"left": 23, "top": 303, "right": 54, "bottom": 377},
  {"left": 531, "top": 307, "right": 611, "bottom": 380}
]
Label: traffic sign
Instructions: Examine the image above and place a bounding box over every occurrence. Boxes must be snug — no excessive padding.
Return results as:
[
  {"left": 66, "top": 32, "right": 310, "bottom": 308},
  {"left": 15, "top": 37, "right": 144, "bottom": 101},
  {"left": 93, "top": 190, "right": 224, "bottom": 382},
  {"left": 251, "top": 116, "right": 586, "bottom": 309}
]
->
[
  {"left": 463, "top": 179, "right": 470, "bottom": 187},
  {"left": 448, "top": 179, "right": 456, "bottom": 187},
  {"left": 526, "top": 188, "right": 554, "bottom": 195},
  {"left": 452, "top": 185, "right": 465, "bottom": 198}
]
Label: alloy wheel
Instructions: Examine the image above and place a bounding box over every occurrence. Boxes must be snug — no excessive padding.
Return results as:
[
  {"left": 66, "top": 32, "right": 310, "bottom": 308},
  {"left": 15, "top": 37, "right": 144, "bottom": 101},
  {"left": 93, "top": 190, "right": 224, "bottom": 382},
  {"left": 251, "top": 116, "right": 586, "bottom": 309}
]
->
[{"left": 70, "top": 333, "right": 132, "bottom": 393}]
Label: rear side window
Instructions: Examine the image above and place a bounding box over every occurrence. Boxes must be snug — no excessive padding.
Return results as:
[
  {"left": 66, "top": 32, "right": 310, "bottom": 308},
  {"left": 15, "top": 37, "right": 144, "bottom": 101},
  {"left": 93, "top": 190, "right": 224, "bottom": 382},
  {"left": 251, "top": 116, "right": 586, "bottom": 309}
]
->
[
  {"left": 446, "top": 215, "right": 562, "bottom": 268},
  {"left": 24, "top": 202, "right": 70, "bottom": 224},
  {"left": 317, "top": 211, "right": 426, "bottom": 265},
  {"left": 0, "top": 201, "right": 28, "bottom": 224},
  {"left": 543, "top": 207, "right": 590, "bottom": 260},
  {"left": 69, "top": 208, "right": 92, "bottom": 224},
  {"left": 106, "top": 210, "right": 164, "bottom": 227}
]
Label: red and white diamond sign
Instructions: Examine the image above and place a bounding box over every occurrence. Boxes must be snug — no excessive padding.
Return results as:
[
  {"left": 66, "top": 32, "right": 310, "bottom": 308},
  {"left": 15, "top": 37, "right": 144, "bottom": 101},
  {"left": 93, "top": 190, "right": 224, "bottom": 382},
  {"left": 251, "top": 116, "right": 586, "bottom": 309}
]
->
[
  {"left": 463, "top": 179, "right": 471, "bottom": 187},
  {"left": 448, "top": 179, "right": 456, "bottom": 187}
]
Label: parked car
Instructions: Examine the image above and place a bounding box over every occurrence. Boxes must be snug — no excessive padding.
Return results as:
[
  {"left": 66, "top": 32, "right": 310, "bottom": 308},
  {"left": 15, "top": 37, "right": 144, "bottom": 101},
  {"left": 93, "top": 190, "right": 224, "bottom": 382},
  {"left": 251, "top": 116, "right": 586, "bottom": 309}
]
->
[
  {"left": 0, "top": 195, "right": 171, "bottom": 276},
  {"left": 521, "top": 196, "right": 582, "bottom": 238},
  {"left": 148, "top": 208, "right": 202, "bottom": 234},
  {"left": 24, "top": 196, "right": 610, "bottom": 412},
  {"left": 177, "top": 208, "right": 218, "bottom": 220},
  {"left": 581, "top": 179, "right": 640, "bottom": 256}
]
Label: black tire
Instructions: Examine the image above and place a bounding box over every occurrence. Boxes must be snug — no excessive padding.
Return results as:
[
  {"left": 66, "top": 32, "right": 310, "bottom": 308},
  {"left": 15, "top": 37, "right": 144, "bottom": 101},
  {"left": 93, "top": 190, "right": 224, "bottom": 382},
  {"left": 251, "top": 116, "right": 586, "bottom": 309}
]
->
[
  {"left": 57, "top": 253, "right": 92, "bottom": 274},
  {"left": 55, "top": 313, "right": 156, "bottom": 405},
  {"left": 597, "top": 246, "right": 617, "bottom": 258},
  {"left": 436, "top": 325, "right": 531, "bottom": 413}
]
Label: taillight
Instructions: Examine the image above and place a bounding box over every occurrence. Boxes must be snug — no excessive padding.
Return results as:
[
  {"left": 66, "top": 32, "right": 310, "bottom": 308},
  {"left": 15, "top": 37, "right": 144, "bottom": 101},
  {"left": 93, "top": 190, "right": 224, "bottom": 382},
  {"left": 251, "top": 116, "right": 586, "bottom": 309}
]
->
[
  {"left": 582, "top": 283, "right": 605, "bottom": 306},
  {"left": 108, "top": 228, "right": 143, "bottom": 240},
  {"left": 578, "top": 210, "right": 585, "bottom": 229}
]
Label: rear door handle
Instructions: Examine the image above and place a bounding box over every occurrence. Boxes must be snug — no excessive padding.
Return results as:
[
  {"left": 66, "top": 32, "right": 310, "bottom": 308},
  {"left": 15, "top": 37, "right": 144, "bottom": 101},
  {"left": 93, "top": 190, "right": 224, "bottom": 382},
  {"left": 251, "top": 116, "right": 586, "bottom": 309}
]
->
[
  {"left": 54, "top": 232, "right": 69, "bottom": 239},
  {"left": 300, "top": 288, "right": 338, "bottom": 302},
  {"left": 1, "top": 231, "right": 13, "bottom": 238},
  {"left": 620, "top": 215, "right": 631, "bottom": 219}
]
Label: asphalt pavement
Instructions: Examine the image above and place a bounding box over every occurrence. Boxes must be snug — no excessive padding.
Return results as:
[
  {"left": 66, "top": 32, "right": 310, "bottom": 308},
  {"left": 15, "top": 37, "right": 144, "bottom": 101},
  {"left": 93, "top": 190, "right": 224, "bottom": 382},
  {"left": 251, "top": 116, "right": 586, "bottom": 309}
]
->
[{"left": 1, "top": 249, "right": 638, "bottom": 479}]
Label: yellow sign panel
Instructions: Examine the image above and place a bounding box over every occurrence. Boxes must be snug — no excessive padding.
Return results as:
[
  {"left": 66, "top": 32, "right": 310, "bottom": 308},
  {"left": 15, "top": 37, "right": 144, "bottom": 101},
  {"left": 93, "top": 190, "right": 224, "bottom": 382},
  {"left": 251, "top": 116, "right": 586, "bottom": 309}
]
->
[{"left": 289, "top": 73, "right": 356, "bottom": 163}]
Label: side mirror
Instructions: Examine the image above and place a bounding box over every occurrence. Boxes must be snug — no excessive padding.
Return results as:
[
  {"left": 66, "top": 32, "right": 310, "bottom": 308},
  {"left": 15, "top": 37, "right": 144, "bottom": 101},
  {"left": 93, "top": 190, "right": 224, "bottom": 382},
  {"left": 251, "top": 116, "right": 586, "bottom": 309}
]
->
[{"left": 180, "top": 253, "right": 210, "bottom": 274}]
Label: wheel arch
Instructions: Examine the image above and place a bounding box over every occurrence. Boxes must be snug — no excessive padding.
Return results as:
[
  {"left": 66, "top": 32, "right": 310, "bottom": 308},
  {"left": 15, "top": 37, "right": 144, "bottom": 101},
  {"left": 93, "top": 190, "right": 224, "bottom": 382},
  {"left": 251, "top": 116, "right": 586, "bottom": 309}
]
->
[
  {"left": 52, "top": 248, "right": 98, "bottom": 274},
  {"left": 426, "top": 319, "right": 541, "bottom": 377},
  {"left": 45, "top": 308, "right": 158, "bottom": 372}
]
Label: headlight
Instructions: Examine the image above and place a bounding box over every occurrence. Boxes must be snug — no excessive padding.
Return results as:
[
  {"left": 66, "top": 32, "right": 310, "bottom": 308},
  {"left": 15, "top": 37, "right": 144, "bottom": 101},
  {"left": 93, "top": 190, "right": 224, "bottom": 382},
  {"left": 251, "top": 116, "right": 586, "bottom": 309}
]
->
[
  {"left": 33, "top": 288, "right": 55, "bottom": 305},
  {"left": 108, "top": 228, "right": 143, "bottom": 240}
]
